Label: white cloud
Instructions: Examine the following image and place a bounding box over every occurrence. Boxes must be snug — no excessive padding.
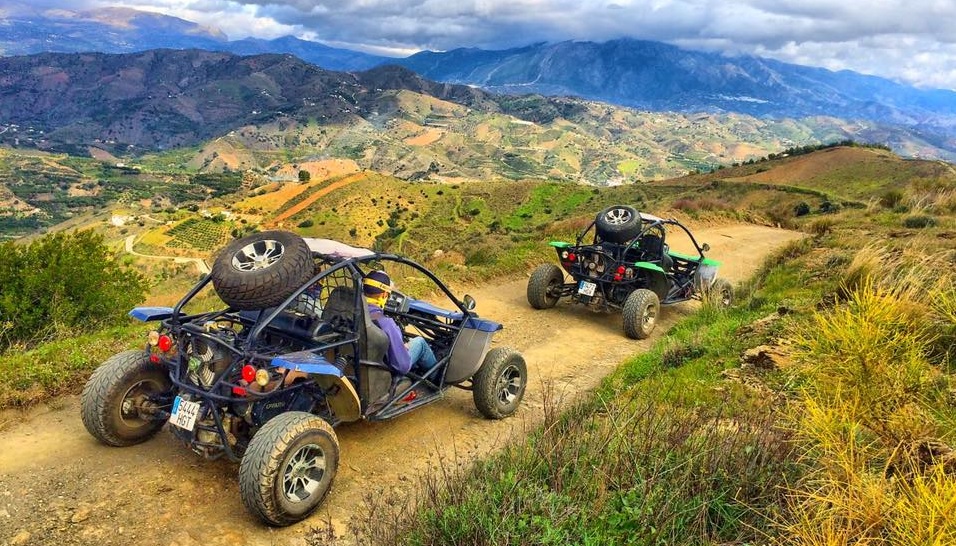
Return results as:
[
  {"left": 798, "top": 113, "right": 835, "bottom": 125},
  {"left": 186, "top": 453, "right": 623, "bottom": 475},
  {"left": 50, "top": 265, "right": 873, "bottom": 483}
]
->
[{"left": 51, "top": 0, "right": 956, "bottom": 89}]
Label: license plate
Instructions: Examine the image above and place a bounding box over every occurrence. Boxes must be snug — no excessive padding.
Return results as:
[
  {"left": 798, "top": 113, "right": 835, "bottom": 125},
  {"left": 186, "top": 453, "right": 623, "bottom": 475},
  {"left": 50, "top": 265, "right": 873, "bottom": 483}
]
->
[
  {"left": 578, "top": 281, "right": 597, "bottom": 296},
  {"left": 170, "top": 396, "right": 201, "bottom": 431}
]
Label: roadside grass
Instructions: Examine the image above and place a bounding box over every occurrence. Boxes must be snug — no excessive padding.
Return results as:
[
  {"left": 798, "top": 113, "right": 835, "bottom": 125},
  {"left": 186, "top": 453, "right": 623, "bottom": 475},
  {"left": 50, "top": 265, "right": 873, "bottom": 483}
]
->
[
  {"left": 775, "top": 247, "right": 956, "bottom": 545},
  {"left": 0, "top": 279, "right": 224, "bottom": 411},
  {"left": 0, "top": 323, "right": 148, "bottom": 408},
  {"left": 340, "top": 218, "right": 956, "bottom": 545}
]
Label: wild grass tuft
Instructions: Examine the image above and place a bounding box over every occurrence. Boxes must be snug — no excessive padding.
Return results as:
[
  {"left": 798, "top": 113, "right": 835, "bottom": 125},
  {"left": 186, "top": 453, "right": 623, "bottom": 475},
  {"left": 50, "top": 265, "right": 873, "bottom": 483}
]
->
[{"left": 777, "top": 250, "right": 956, "bottom": 544}]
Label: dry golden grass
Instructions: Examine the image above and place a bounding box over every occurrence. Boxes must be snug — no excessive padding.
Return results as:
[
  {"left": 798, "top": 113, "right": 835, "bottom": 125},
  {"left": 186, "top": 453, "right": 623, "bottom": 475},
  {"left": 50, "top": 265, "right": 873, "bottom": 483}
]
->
[
  {"left": 404, "top": 127, "right": 444, "bottom": 146},
  {"left": 778, "top": 245, "right": 956, "bottom": 545},
  {"left": 235, "top": 181, "right": 307, "bottom": 212}
]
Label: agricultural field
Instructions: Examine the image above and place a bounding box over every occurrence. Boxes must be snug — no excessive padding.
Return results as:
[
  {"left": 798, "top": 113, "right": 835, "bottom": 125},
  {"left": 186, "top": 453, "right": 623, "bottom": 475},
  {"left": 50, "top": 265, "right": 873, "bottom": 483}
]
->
[{"left": 164, "top": 217, "right": 233, "bottom": 251}]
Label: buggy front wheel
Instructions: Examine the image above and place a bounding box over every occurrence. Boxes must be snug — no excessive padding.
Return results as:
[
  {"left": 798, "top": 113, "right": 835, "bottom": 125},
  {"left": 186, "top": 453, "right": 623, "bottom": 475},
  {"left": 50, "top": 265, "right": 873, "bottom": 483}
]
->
[
  {"left": 473, "top": 347, "right": 527, "bottom": 419},
  {"left": 705, "top": 278, "right": 734, "bottom": 308}
]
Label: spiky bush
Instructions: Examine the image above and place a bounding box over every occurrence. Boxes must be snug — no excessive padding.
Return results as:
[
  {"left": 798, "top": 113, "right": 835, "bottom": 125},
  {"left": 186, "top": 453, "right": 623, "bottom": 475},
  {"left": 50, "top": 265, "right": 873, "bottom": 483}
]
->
[{"left": 778, "top": 247, "right": 956, "bottom": 545}]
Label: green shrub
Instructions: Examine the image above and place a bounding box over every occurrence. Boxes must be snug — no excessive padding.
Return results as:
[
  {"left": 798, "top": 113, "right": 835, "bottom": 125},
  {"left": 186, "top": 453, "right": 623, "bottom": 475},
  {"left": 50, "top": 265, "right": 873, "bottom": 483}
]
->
[
  {"left": 298, "top": 219, "right": 315, "bottom": 228},
  {"left": 902, "top": 215, "right": 937, "bottom": 228},
  {"left": 0, "top": 231, "right": 148, "bottom": 349}
]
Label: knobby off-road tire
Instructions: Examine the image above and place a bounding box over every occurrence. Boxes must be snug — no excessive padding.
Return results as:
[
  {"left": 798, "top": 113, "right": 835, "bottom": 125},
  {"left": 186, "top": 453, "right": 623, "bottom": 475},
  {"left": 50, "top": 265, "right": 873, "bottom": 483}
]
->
[
  {"left": 527, "top": 263, "right": 564, "bottom": 309},
  {"left": 595, "top": 205, "right": 642, "bottom": 244},
  {"left": 239, "top": 412, "right": 339, "bottom": 526},
  {"left": 81, "top": 350, "right": 172, "bottom": 447},
  {"left": 211, "top": 230, "right": 314, "bottom": 311},
  {"left": 622, "top": 288, "right": 660, "bottom": 339},
  {"left": 706, "top": 278, "right": 734, "bottom": 308},
  {"left": 473, "top": 347, "right": 527, "bottom": 419}
]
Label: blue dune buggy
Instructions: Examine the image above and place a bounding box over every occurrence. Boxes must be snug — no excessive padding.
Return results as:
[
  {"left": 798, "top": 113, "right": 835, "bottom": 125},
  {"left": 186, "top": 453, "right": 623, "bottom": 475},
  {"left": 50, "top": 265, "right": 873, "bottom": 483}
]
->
[
  {"left": 527, "top": 205, "right": 732, "bottom": 339},
  {"left": 81, "top": 231, "right": 526, "bottom": 526}
]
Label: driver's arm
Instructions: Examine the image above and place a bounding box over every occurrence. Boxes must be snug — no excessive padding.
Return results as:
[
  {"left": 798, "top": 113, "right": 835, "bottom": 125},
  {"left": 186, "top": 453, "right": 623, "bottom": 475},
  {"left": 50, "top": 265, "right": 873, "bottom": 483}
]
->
[{"left": 375, "top": 313, "right": 412, "bottom": 374}]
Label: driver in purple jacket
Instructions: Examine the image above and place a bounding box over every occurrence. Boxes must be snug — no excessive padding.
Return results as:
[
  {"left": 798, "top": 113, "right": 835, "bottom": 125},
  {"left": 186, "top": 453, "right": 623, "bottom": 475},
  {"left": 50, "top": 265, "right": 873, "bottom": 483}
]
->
[{"left": 363, "top": 270, "right": 437, "bottom": 374}]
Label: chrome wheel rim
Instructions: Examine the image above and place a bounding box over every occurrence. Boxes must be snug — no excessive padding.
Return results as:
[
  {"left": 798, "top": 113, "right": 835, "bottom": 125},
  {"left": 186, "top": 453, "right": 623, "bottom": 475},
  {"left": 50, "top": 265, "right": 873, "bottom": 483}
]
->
[
  {"left": 232, "top": 239, "right": 285, "bottom": 271},
  {"left": 496, "top": 364, "right": 523, "bottom": 406},
  {"left": 642, "top": 303, "right": 657, "bottom": 328},
  {"left": 282, "top": 444, "right": 326, "bottom": 503},
  {"left": 603, "top": 208, "right": 632, "bottom": 225},
  {"left": 720, "top": 290, "right": 732, "bottom": 307}
]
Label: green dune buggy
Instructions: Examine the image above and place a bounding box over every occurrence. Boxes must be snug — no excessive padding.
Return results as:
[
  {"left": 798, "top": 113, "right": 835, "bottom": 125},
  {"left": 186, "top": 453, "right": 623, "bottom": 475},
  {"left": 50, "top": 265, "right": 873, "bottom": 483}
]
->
[{"left": 527, "top": 205, "right": 733, "bottom": 338}]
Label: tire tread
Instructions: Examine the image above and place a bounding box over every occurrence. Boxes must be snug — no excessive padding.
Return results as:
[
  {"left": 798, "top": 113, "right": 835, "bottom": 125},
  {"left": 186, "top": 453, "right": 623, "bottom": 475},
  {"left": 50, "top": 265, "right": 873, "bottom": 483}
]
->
[
  {"left": 472, "top": 347, "right": 527, "bottom": 419},
  {"left": 80, "top": 350, "right": 169, "bottom": 447},
  {"left": 622, "top": 288, "right": 659, "bottom": 339},
  {"left": 239, "top": 412, "right": 338, "bottom": 526}
]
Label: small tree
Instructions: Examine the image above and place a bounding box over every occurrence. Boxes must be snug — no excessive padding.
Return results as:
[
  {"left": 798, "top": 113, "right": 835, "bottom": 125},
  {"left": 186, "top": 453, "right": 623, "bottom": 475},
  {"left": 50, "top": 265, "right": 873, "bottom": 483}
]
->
[
  {"left": 0, "top": 231, "right": 148, "bottom": 349},
  {"left": 298, "top": 170, "right": 311, "bottom": 182}
]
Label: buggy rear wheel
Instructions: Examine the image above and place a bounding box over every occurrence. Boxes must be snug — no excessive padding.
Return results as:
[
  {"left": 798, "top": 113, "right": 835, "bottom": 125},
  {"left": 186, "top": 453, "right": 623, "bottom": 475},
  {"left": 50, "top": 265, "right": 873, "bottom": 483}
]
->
[
  {"left": 81, "top": 350, "right": 172, "bottom": 447},
  {"left": 527, "top": 264, "right": 564, "bottom": 309},
  {"left": 473, "top": 347, "right": 527, "bottom": 419},
  {"left": 622, "top": 288, "right": 659, "bottom": 339},
  {"left": 239, "top": 412, "right": 339, "bottom": 526},
  {"left": 210, "top": 230, "right": 314, "bottom": 310}
]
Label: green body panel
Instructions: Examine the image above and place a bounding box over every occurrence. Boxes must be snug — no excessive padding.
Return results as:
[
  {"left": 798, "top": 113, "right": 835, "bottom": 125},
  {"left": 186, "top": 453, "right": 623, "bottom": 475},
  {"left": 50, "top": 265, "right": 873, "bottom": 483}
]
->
[
  {"left": 549, "top": 241, "right": 572, "bottom": 249},
  {"left": 667, "top": 250, "right": 720, "bottom": 266},
  {"left": 634, "top": 261, "right": 665, "bottom": 273}
]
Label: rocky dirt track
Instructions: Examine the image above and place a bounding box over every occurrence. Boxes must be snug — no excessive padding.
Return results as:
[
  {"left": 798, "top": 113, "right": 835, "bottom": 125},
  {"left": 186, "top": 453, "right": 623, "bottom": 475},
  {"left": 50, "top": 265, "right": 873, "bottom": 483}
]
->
[{"left": 0, "top": 224, "right": 803, "bottom": 546}]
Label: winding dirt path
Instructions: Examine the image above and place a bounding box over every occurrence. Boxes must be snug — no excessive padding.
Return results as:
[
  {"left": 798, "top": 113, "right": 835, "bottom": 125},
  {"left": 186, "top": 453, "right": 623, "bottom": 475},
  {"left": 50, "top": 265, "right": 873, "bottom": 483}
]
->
[
  {"left": 125, "top": 235, "right": 211, "bottom": 275},
  {"left": 0, "top": 224, "right": 802, "bottom": 546}
]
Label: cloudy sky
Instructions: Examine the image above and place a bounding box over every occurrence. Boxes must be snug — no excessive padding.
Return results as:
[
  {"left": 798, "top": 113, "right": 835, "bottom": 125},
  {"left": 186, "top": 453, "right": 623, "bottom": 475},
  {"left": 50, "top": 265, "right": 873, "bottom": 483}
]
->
[{"left": 28, "top": 0, "right": 956, "bottom": 90}]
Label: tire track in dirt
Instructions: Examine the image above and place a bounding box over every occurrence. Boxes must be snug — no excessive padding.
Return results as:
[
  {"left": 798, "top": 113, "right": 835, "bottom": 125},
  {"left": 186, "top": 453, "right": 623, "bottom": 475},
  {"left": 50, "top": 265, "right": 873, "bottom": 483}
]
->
[{"left": 0, "top": 224, "right": 803, "bottom": 546}]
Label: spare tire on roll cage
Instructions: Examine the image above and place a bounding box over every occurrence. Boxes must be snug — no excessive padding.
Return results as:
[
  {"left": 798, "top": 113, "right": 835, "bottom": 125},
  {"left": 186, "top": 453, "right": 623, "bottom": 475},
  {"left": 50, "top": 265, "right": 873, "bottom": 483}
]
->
[
  {"left": 210, "top": 230, "right": 314, "bottom": 310},
  {"left": 595, "top": 205, "right": 642, "bottom": 243}
]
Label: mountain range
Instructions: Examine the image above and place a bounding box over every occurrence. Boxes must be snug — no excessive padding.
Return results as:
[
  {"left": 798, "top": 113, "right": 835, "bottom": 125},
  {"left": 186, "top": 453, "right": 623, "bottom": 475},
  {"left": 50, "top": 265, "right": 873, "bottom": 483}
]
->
[{"left": 2, "top": 5, "right": 956, "bottom": 153}]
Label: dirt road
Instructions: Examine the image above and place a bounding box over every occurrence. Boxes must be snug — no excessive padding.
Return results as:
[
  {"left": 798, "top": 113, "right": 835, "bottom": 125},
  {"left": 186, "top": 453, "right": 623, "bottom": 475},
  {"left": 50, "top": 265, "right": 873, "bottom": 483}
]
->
[
  {"left": 125, "top": 235, "right": 211, "bottom": 275},
  {"left": 0, "top": 224, "right": 802, "bottom": 546}
]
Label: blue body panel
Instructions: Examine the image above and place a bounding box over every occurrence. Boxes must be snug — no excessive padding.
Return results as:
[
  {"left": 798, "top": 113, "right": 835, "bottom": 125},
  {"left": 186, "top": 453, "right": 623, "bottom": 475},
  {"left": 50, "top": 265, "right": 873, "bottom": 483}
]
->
[
  {"left": 408, "top": 298, "right": 463, "bottom": 319},
  {"left": 270, "top": 351, "right": 343, "bottom": 377},
  {"left": 407, "top": 299, "right": 502, "bottom": 332},
  {"left": 129, "top": 306, "right": 175, "bottom": 322},
  {"left": 463, "top": 317, "right": 503, "bottom": 332}
]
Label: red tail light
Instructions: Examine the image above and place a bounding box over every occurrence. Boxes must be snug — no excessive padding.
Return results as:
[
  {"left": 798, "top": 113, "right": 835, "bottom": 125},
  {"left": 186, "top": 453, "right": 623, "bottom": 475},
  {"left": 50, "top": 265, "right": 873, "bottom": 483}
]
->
[
  {"left": 568, "top": 253, "right": 576, "bottom": 261},
  {"left": 617, "top": 266, "right": 626, "bottom": 274},
  {"left": 157, "top": 335, "right": 173, "bottom": 352},
  {"left": 241, "top": 365, "right": 256, "bottom": 383},
  {"left": 614, "top": 274, "right": 623, "bottom": 281},
  {"left": 149, "top": 354, "right": 160, "bottom": 364},
  {"left": 232, "top": 386, "right": 248, "bottom": 396}
]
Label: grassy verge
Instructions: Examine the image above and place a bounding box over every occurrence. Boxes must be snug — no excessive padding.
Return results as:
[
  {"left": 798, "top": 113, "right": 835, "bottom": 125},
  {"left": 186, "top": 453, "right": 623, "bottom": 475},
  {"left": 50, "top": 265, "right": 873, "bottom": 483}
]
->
[
  {"left": 0, "top": 278, "right": 224, "bottom": 411},
  {"left": 0, "top": 323, "right": 149, "bottom": 409}
]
